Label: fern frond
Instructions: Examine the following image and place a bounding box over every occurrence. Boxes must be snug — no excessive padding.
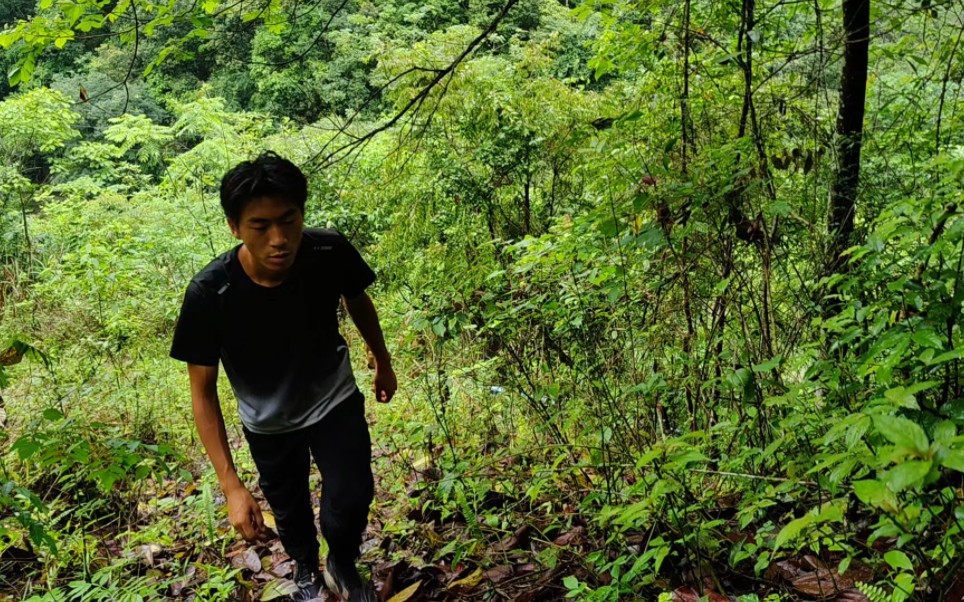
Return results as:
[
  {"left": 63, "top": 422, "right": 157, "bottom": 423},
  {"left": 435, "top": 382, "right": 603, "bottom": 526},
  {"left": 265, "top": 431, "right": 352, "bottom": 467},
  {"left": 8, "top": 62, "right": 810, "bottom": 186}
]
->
[{"left": 856, "top": 581, "right": 890, "bottom": 602}]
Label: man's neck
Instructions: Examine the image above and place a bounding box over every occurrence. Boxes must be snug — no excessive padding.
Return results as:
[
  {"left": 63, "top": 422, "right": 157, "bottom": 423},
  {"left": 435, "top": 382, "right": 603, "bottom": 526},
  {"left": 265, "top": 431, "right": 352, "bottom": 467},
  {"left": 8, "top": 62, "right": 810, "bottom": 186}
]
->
[{"left": 238, "top": 245, "right": 288, "bottom": 288}]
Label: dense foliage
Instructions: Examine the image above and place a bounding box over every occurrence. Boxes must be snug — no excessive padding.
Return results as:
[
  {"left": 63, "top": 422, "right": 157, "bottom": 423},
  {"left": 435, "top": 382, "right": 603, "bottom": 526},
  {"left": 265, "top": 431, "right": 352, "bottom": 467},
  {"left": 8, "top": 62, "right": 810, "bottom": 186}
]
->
[{"left": 1, "top": 0, "right": 963, "bottom": 600}]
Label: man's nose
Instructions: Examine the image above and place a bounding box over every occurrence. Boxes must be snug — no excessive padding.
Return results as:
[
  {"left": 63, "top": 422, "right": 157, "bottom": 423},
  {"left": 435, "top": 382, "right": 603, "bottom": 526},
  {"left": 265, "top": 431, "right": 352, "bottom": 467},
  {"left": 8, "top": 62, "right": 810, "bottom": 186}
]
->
[{"left": 269, "top": 225, "right": 288, "bottom": 247}]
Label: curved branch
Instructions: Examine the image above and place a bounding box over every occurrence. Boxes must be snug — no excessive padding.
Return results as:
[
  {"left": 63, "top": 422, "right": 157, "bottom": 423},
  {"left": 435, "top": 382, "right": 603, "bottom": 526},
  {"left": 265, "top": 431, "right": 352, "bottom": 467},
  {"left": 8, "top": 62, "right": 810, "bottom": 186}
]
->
[{"left": 306, "top": 0, "right": 521, "bottom": 170}]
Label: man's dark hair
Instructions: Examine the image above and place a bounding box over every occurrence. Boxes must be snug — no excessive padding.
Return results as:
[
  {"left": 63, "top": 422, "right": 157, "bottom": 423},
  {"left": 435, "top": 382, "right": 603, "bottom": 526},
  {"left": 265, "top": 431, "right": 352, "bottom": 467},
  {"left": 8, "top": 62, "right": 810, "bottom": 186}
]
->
[{"left": 219, "top": 152, "right": 308, "bottom": 222}]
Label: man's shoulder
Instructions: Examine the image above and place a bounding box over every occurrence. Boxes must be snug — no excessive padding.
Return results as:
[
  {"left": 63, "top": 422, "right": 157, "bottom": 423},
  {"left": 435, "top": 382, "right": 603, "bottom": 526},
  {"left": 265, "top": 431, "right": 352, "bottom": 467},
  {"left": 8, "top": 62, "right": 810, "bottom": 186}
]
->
[
  {"left": 188, "top": 248, "right": 237, "bottom": 296},
  {"left": 301, "top": 227, "right": 348, "bottom": 253}
]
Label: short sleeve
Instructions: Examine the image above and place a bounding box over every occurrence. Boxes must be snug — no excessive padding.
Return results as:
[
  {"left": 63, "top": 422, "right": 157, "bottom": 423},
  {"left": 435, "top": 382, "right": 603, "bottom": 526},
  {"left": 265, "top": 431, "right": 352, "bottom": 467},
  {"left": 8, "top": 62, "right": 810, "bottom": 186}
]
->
[
  {"left": 336, "top": 232, "right": 376, "bottom": 299},
  {"left": 170, "top": 282, "right": 221, "bottom": 366}
]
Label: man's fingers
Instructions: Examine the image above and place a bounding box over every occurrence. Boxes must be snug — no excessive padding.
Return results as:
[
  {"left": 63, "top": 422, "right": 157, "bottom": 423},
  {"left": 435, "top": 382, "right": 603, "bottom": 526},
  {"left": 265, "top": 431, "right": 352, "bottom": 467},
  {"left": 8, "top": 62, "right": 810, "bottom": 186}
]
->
[{"left": 236, "top": 521, "right": 253, "bottom": 540}]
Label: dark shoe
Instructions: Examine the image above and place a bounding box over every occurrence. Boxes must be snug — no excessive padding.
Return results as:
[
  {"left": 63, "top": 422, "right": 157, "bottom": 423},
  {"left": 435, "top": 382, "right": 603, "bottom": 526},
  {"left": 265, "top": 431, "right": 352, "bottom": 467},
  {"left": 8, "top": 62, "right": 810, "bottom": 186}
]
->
[
  {"left": 323, "top": 556, "right": 376, "bottom": 602},
  {"left": 290, "top": 560, "right": 322, "bottom": 602}
]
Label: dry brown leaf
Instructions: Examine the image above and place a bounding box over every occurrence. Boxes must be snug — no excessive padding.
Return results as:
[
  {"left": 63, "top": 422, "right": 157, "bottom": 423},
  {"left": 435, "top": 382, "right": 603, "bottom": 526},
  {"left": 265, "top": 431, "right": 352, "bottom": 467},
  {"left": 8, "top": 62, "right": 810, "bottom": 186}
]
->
[
  {"left": 231, "top": 549, "right": 262, "bottom": 572},
  {"left": 0, "top": 347, "right": 23, "bottom": 366},
  {"left": 671, "top": 586, "right": 730, "bottom": 602},
  {"left": 138, "top": 544, "right": 162, "bottom": 567},
  {"left": 765, "top": 559, "right": 806, "bottom": 582},
  {"left": 488, "top": 525, "right": 532, "bottom": 555},
  {"left": 791, "top": 569, "right": 854, "bottom": 597},
  {"left": 554, "top": 526, "right": 587, "bottom": 547},
  {"left": 485, "top": 565, "right": 514, "bottom": 584}
]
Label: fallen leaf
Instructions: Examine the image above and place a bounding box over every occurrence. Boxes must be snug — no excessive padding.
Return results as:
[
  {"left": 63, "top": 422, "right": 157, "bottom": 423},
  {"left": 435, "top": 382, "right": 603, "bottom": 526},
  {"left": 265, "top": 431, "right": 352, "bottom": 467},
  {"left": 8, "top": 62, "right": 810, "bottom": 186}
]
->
[
  {"left": 791, "top": 569, "right": 853, "bottom": 597},
  {"left": 243, "top": 549, "right": 262, "bottom": 572},
  {"left": 260, "top": 579, "right": 299, "bottom": 601},
  {"left": 138, "top": 544, "right": 162, "bottom": 567},
  {"left": 262, "top": 511, "right": 276, "bottom": 529},
  {"left": 488, "top": 525, "right": 532, "bottom": 555},
  {"left": 765, "top": 559, "right": 805, "bottom": 582},
  {"left": 448, "top": 567, "right": 484, "bottom": 591},
  {"left": 0, "top": 347, "right": 23, "bottom": 366},
  {"left": 485, "top": 565, "right": 514, "bottom": 583},
  {"left": 386, "top": 581, "right": 421, "bottom": 602},
  {"left": 554, "top": 526, "right": 587, "bottom": 547},
  {"left": 672, "top": 587, "right": 730, "bottom": 602}
]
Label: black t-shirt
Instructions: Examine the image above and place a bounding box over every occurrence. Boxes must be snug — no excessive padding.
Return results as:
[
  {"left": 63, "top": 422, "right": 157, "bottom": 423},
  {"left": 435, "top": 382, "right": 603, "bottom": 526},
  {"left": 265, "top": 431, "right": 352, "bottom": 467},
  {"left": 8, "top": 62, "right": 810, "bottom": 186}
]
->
[{"left": 170, "top": 228, "right": 376, "bottom": 433}]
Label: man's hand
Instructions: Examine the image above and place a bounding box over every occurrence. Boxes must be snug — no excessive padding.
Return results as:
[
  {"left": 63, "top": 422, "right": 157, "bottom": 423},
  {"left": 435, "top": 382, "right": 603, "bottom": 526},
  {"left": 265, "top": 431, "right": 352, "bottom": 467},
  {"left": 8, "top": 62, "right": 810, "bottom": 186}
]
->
[
  {"left": 226, "top": 485, "right": 265, "bottom": 541},
  {"left": 373, "top": 361, "right": 397, "bottom": 403},
  {"left": 344, "top": 292, "right": 398, "bottom": 403}
]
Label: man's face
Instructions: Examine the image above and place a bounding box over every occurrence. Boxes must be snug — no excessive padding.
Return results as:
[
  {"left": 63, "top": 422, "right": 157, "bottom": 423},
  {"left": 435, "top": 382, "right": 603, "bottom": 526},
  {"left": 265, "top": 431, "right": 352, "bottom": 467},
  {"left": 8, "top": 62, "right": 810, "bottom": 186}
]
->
[{"left": 228, "top": 196, "right": 304, "bottom": 279}]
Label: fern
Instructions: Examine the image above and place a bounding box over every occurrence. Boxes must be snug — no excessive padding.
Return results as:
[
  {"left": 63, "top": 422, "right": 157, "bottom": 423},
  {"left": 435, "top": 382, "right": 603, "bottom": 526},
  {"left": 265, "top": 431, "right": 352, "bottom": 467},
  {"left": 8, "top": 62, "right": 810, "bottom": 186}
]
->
[{"left": 856, "top": 581, "right": 890, "bottom": 602}]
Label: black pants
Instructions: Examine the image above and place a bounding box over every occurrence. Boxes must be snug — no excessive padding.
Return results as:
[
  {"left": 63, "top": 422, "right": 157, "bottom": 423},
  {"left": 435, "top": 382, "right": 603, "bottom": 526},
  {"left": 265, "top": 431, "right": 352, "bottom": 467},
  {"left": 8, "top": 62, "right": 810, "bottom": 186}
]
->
[{"left": 243, "top": 392, "right": 374, "bottom": 565}]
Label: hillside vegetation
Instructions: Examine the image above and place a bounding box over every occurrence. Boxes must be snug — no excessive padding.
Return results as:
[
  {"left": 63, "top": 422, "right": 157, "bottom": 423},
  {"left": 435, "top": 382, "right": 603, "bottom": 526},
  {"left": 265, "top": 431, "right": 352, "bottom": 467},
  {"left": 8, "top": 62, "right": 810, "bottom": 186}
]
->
[{"left": 1, "top": 0, "right": 964, "bottom": 600}]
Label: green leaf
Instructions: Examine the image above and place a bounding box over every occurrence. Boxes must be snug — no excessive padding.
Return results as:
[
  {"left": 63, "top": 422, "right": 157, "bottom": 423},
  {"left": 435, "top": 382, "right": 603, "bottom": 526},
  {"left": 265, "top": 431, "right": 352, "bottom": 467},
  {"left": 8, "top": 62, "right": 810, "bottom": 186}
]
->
[
  {"left": 882, "top": 460, "right": 931, "bottom": 492},
  {"left": 752, "top": 356, "right": 782, "bottom": 372},
  {"left": 63, "top": 3, "right": 85, "bottom": 26},
  {"left": 911, "top": 329, "right": 943, "bottom": 348},
  {"left": 884, "top": 550, "right": 914, "bottom": 571},
  {"left": 873, "top": 415, "right": 929, "bottom": 454},
  {"left": 7, "top": 64, "right": 21, "bottom": 87},
  {"left": 42, "top": 408, "right": 64, "bottom": 421},
  {"left": 11, "top": 437, "right": 41, "bottom": 460},
  {"left": 260, "top": 579, "right": 298, "bottom": 600},
  {"left": 940, "top": 399, "right": 964, "bottom": 421},
  {"left": 884, "top": 387, "right": 920, "bottom": 410},
  {"left": 928, "top": 349, "right": 964, "bottom": 365},
  {"left": 775, "top": 514, "right": 811, "bottom": 550},
  {"left": 939, "top": 450, "right": 964, "bottom": 473},
  {"left": 853, "top": 479, "right": 899, "bottom": 513},
  {"left": 933, "top": 421, "right": 956, "bottom": 443}
]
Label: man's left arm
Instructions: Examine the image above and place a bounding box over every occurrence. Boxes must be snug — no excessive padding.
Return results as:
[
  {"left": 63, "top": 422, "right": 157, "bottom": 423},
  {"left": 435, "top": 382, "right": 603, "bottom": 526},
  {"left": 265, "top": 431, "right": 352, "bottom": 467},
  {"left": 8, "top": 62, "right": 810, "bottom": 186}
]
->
[{"left": 344, "top": 292, "right": 397, "bottom": 403}]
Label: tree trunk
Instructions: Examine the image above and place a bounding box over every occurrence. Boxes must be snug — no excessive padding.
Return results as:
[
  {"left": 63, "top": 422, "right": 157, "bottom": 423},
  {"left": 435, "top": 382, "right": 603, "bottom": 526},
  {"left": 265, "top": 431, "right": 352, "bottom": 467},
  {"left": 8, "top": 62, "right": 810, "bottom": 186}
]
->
[{"left": 828, "top": 0, "right": 870, "bottom": 272}]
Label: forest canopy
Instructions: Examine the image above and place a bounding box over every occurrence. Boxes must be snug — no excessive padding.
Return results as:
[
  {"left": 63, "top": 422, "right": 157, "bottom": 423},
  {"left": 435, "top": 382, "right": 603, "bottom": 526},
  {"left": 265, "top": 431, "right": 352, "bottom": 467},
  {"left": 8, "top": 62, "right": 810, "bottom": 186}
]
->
[{"left": 1, "top": 0, "right": 964, "bottom": 600}]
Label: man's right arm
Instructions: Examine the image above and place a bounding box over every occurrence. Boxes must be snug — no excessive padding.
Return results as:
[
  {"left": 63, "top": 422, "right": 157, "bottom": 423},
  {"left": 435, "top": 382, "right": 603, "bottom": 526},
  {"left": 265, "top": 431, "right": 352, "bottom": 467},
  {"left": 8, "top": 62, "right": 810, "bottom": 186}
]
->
[{"left": 188, "top": 363, "right": 264, "bottom": 541}]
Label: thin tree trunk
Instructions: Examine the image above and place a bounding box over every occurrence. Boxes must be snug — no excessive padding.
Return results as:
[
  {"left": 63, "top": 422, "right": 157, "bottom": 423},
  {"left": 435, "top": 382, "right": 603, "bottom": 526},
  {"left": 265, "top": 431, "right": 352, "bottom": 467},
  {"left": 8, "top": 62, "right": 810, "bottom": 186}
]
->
[{"left": 829, "top": 0, "right": 870, "bottom": 272}]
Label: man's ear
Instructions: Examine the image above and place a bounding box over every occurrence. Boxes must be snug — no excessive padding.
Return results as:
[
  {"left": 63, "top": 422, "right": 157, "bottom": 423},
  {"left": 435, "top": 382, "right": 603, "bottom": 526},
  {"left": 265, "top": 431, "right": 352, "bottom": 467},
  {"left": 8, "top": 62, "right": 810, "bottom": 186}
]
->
[{"left": 227, "top": 219, "right": 241, "bottom": 239}]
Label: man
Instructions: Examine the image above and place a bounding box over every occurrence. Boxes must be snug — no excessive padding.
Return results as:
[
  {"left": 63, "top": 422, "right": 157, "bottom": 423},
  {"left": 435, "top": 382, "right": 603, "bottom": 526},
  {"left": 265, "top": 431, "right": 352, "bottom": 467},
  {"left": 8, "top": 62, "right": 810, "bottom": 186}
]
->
[{"left": 170, "top": 152, "right": 396, "bottom": 602}]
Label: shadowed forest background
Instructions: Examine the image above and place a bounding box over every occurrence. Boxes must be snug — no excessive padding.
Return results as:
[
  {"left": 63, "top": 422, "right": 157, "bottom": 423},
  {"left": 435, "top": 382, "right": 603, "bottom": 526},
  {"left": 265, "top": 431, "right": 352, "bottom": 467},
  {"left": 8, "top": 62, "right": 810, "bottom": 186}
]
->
[{"left": 1, "top": 0, "right": 964, "bottom": 600}]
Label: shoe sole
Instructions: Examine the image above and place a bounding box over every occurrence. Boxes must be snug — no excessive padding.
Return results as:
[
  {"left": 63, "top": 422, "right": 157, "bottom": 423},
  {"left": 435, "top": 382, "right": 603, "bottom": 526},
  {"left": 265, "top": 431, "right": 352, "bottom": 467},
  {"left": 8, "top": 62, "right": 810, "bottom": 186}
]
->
[
  {"left": 322, "top": 566, "right": 375, "bottom": 602},
  {"left": 323, "top": 570, "right": 350, "bottom": 599}
]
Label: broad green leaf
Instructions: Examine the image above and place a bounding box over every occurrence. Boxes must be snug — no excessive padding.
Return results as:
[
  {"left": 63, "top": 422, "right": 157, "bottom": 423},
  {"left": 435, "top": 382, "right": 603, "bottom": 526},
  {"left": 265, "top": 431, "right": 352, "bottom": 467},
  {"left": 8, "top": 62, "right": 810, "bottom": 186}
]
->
[
  {"left": 11, "top": 437, "right": 42, "bottom": 460},
  {"left": 873, "top": 415, "right": 929, "bottom": 454},
  {"left": 882, "top": 460, "right": 931, "bottom": 492},
  {"left": 884, "top": 387, "right": 920, "bottom": 409},
  {"left": 853, "top": 479, "right": 899, "bottom": 513},
  {"left": 42, "top": 408, "right": 64, "bottom": 421},
  {"left": 939, "top": 450, "right": 964, "bottom": 473},
  {"left": 775, "top": 514, "right": 811, "bottom": 550},
  {"left": 940, "top": 399, "right": 964, "bottom": 421},
  {"left": 884, "top": 550, "right": 913, "bottom": 571},
  {"left": 933, "top": 421, "right": 957, "bottom": 442},
  {"left": 911, "top": 329, "right": 943, "bottom": 349},
  {"left": 928, "top": 349, "right": 964, "bottom": 365},
  {"left": 752, "top": 356, "right": 782, "bottom": 372},
  {"left": 259, "top": 580, "right": 298, "bottom": 601}
]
